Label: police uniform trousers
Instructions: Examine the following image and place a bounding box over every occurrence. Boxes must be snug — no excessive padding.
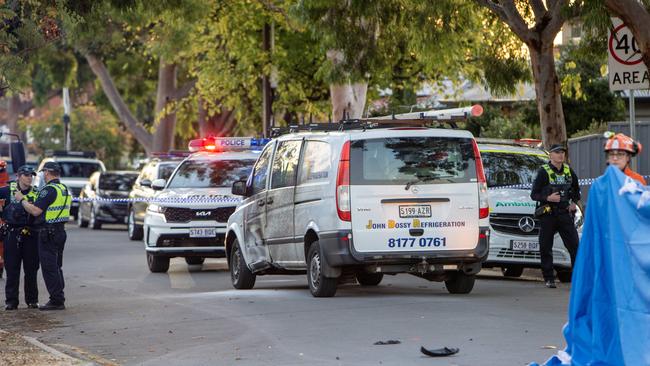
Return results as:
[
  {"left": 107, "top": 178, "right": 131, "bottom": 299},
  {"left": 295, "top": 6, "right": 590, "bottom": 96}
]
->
[
  {"left": 38, "top": 224, "right": 66, "bottom": 305},
  {"left": 538, "top": 210, "right": 579, "bottom": 281},
  {"left": 3, "top": 226, "right": 39, "bottom": 306}
]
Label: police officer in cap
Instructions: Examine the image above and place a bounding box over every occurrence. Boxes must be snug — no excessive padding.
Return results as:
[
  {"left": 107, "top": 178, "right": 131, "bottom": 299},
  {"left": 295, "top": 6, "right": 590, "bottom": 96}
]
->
[
  {"left": 530, "top": 144, "right": 580, "bottom": 288},
  {"left": 16, "top": 162, "right": 71, "bottom": 310},
  {"left": 0, "top": 165, "right": 40, "bottom": 310}
]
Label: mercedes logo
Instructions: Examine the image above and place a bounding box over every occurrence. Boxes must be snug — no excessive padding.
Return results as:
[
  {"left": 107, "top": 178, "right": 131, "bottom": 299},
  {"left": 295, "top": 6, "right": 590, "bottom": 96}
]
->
[
  {"left": 411, "top": 186, "right": 419, "bottom": 194},
  {"left": 518, "top": 216, "right": 535, "bottom": 233}
]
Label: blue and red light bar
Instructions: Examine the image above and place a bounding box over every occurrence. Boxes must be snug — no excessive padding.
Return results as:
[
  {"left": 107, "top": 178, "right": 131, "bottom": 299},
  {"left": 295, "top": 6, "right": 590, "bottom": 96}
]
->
[{"left": 188, "top": 137, "right": 271, "bottom": 152}]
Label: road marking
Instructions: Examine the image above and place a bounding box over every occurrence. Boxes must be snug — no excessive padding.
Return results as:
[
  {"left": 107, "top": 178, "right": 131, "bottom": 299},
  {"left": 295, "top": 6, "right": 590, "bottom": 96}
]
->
[{"left": 168, "top": 260, "right": 196, "bottom": 289}]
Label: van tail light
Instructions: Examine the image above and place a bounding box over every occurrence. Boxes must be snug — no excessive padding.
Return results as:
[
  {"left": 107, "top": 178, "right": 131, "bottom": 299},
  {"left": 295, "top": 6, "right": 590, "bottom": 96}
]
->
[
  {"left": 472, "top": 139, "right": 489, "bottom": 219},
  {"left": 336, "top": 141, "right": 351, "bottom": 221}
]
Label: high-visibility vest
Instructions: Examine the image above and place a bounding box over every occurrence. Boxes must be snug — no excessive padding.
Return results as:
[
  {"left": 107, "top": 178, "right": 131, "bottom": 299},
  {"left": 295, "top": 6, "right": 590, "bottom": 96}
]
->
[
  {"left": 3, "top": 182, "right": 39, "bottom": 225},
  {"left": 542, "top": 163, "right": 572, "bottom": 204},
  {"left": 44, "top": 182, "right": 71, "bottom": 224}
]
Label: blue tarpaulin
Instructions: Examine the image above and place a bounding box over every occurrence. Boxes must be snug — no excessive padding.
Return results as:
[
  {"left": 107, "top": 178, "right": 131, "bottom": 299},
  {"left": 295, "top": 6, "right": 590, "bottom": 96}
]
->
[{"left": 532, "top": 166, "right": 650, "bottom": 366}]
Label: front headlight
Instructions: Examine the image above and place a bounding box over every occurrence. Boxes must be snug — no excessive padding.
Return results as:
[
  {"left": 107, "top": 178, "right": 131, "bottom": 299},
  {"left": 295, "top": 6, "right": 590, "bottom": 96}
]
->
[
  {"left": 573, "top": 205, "right": 584, "bottom": 228},
  {"left": 147, "top": 204, "right": 166, "bottom": 214}
]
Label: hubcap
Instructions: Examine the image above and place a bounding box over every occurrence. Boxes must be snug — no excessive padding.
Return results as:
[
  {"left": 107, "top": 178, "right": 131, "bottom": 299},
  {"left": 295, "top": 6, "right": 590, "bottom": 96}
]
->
[
  {"left": 310, "top": 252, "right": 321, "bottom": 288},
  {"left": 232, "top": 247, "right": 241, "bottom": 281}
]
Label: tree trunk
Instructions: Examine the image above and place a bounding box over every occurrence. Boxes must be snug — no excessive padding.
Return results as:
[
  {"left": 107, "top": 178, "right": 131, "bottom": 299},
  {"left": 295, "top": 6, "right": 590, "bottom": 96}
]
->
[
  {"left": 605, "top": 0, "right": 650, "bottom": 72},
  {"left": 330, "top": 82, "right": 368, "bottom": 121},
  {"left": 197, "top": 98, "right": 236, "bottom": 137},
  {"left": 85, "top": 53, "right": 153, "bottom": 154},
  {"left": 152, "top": 60, "right": 177, "bottom": 152},
  {"left": 6, "top": 95, "right": 21, "bottom": 134},
  {"left": 529, "top": 44, "right": 566, "bottom": 148}
]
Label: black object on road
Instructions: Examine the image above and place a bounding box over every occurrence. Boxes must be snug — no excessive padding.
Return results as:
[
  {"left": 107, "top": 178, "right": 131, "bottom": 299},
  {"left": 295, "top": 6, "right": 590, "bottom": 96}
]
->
[
  {"left": 420, "top": 346, "right": 459, "bottom": 357},
  {"left": 373, "top": 340, "right": 401, "bottom": 345}
]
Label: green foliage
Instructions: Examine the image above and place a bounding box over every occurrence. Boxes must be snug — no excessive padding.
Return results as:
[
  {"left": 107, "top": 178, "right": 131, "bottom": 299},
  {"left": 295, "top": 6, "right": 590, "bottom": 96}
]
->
[
  {"left": 18, "top": 105, "right": 130, "bottom": 169},
  {"left": 467, "top": 104, "right": 539, "bottom": 139}
]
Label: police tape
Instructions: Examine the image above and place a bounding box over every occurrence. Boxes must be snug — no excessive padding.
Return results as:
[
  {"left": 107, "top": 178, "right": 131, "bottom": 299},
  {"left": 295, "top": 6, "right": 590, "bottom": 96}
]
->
[{"left": 487, "top": 175, "right": 650, "bottom": 190}]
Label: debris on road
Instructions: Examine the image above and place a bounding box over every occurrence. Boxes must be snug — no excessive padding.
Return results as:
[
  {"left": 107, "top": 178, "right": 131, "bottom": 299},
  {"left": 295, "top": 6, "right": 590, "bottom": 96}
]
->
[
  {"left": 373, "top": 340, "right": 401, "bottom": 345},
  {"left": 420, "top": 346, "right": 459, "bottom": 357}
]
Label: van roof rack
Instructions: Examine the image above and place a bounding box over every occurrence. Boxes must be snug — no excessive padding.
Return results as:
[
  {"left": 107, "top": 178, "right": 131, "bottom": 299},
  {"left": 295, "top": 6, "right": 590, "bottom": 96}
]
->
[
  {"left": 476, "top": 138, "right": 544, "bottom": 149},
  {"left": 45, "top": 150, "right": 97, "bottom": 158},
  {"left": 271, "top": 105, "right": 483, "bottom": 137}
]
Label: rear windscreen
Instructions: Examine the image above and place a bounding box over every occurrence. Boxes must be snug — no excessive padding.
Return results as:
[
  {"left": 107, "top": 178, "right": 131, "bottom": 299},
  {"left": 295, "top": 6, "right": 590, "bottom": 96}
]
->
[
  {"left": 99, "top": 174, "right": 138, "bottom": 191},
  {"left": 350, "top": 137, "right": 477, "bottom": 185},
  {"left": 59, "top": 162, "right": 103, "bottom": 178}
]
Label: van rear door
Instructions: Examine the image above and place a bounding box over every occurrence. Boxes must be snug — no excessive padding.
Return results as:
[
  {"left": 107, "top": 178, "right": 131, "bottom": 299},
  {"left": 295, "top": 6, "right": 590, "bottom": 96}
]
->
[{"left": 349, "top": 132, "right": 479, "bottom": 253}]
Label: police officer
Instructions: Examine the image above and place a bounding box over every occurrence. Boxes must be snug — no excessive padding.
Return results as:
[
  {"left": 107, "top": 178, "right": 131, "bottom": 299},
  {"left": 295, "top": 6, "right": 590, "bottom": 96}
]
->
[
  {"left": 16, "top": 162, "right": 71, "bottom": 310},
  {"left": 0, "top": 165, "right": 40, "bottom": 310},
  {"left": 530, "top": 144, "right": 580, "bottom": 288}
]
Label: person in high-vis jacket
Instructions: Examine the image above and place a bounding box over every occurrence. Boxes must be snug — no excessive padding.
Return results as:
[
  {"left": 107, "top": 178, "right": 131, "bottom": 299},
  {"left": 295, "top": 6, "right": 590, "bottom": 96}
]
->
[
  {"left": 16, "top": 162, "right": 71, "bottom": 310},
  {"left": 0, "top": 165, "right": 40, "bottom": 310},
  {"left": 530, "top": 144, "right": 581, "bottom": 288}
]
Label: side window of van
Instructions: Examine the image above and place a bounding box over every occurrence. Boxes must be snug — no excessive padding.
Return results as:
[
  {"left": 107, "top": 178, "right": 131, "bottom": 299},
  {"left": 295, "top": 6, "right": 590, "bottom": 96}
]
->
[
  {"left": 252, "top": 143, "right": 274, "bottom": 194},
  {"left": 298, "top": 141, "right": 331, "bottom": 185},
  {"left": 270, "top": 140, "right": 302, "bottom": 189}
]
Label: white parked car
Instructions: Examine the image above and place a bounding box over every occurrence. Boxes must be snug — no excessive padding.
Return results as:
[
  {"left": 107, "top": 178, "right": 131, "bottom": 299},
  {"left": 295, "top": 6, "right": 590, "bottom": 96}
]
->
[
  {"left": 143, "top": 138, "right": 264, "bottom": 273},
  {"left": 226, "top": 123, "right": 490, "bottom": 297},
  {"left": 478, "top": 140, "right": 582, "bottom": 282}
]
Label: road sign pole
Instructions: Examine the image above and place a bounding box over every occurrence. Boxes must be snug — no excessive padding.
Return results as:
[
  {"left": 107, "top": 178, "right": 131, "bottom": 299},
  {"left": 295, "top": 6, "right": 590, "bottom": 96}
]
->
[{"left": 629, "top": 89, "right": 637, "bottom": 171}]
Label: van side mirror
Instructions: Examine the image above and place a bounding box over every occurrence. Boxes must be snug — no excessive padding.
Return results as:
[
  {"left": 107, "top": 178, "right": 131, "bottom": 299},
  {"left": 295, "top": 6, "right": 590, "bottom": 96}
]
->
[
  {"left": 140, "top": 179, "right": 152, "bottom": 188},
  {"left": 232, "top": 180, "right": 248, "bottom": 196},
  {"left": 151, "top": 179, "right": 166, "bottom": 191}
]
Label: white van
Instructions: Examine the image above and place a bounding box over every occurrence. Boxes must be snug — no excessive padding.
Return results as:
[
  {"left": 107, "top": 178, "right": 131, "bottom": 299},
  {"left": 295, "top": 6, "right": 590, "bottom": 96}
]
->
[
  {"left": 478, "top": 140, "right": 582, "bottom": 282},
  {"left": 226, "top": 123, "right": 490, "bottom": 297}
]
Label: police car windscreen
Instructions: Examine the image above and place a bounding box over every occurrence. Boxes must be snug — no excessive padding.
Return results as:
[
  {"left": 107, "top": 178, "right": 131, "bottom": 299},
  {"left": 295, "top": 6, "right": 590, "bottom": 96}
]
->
[
  {"left": 167, "top": 159, "right": 255, "bottom": 188},
  {"left": 349, "top": 137, "right": 476, "bottom": 185},
  {"left": 158, "top": 162, "right": 180, "bottom": 180},
  {"left": 98, "top": 174, "right": 138, "bottom": 191},
  {"left": 482, "top": 152, "right": 546, "bottom": 188},
  {"left": 59, "top": 162, "right": 103, "bottom": 178}
]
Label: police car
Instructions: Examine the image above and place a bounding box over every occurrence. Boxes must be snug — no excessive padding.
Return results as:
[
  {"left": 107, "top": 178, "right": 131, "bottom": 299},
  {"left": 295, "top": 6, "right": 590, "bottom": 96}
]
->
[
  {"left": 143, "top": 137, "right": 266, "bottom": 273},
  {"left": 478, "top": 139, "right": 582, "bottom": 282}
]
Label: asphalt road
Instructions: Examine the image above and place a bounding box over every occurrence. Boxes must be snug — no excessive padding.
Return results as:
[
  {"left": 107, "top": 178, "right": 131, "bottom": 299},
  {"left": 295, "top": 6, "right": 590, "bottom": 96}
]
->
[{"left": 1, "top": 224, "right": 571, "bottom": 366}]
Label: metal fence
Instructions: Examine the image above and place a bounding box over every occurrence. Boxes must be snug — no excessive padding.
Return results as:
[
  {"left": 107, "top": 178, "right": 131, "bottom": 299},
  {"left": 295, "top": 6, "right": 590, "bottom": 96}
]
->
[{"left": 568, "top": 120, "right": 650, "bottom": 202}]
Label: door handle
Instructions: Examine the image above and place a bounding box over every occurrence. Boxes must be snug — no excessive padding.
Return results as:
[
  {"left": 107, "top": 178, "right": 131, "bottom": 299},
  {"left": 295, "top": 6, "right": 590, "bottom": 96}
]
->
[
  {"left": 257, "top": 199, "right": 265, "bottom": 207},
  {"left": 266, "top": 197, "right": 274, "bottom": 205}
]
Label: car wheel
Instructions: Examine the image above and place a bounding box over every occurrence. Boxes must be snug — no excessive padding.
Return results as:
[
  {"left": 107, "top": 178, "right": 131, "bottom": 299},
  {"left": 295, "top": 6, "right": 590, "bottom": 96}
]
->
[
  {"left": 230, "top": 240, "right": 255, "bottom": 289},
  {"left": 307, "top": 241, "right": 338, "bottom": 297},
  {"left": 185, "top": 257, "right": 205, "bottom": 266},
  {"left": 501, "top": 266, "right": 524, "bottom": 278},
  {"left": 557, "top": 270, "right": 572, "bottom": 283},
  {"left": 444, "top": 271, "right": 475, "bottom": 294},
  {"left": 147, "top": 253, "right": 169, "bottom": 273},
  {"left": 128, "top": 209, "right": 143, "bottom": 240},
  {"left": 77, "top": 209, "right": 89, "bottom": 228},
  {"left": 90, "top": 207, "right": 102, "bottom": 230},
  {"left": 355, "top": 271, "right": 383, "bottom": 286}
]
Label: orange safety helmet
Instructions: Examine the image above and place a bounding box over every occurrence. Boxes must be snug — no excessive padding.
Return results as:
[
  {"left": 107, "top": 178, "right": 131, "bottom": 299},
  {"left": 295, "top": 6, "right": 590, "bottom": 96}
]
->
[{"left": 603, "top": 131, "right": 642, "bottom": 156}]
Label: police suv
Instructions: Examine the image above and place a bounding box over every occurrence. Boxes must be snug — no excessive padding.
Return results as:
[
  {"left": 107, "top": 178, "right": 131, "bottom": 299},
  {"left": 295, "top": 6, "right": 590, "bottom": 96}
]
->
[
  {"left": 226, "top": 106, "right": 491, "bottom": 297},
  {"left": 478, "top": 139, "right": 582, "bottom": 282},
  {"left": 143, "top": 137, "right": 265, "bottom": 273}
]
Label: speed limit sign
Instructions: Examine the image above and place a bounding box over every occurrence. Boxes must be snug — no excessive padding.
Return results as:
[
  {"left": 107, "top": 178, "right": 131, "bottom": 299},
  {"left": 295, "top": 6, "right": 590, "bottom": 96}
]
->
[{"left": 608, "top": 18, "right": 649, "bottom": 91}]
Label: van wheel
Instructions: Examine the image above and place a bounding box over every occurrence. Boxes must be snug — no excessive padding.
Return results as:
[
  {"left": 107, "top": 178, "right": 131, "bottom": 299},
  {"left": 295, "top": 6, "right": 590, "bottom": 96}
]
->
[
  {"left": 557, "top": 270, "right": 572, "bottom": 283},
  {"left": 185, "top": 257, "right": 205, "bottom": 266},
  {"left": 444, "top": 271, "right": 475, "bottom": 294},
  {"left": 128, "top": 209, "right": 143, "bottom": 240},
  {"left": 356, "top": 272, "right": 383, "bottom": 286},
  {"left": 230, "top": 240, "right": 255, "bottom": 289},
  {"left": 307, "top": 241, "right": 338, "bottom": 297},
  {"left": 147, "top": 253, "right": 169, "bottom": 273},
  {"left": 501, "top": 266, "right": 524, "bottom": 278}
]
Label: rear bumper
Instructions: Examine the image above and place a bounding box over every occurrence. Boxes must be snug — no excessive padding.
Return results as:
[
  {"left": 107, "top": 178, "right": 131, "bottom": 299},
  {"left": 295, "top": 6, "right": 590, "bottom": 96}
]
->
[{"left": 320, "top": 227, "right": 489, "bottom": 267}]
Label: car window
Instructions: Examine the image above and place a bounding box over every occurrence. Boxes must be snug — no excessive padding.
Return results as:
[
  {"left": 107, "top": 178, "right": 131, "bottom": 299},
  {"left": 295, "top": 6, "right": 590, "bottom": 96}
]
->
[
  {"left": 99, "top": 174, "right": 138, "bottom": 191},
  {"left": 482, "top": 151, "right": 547, "bottom": 188},
  {"left": 157, "top": 162, "right": 179, "bottom": 180},
  {"left": 251, "top": 143, "right": 274, "bottom": 195},
  {"left": 298, "top": 141, "right": 331, "bottom": 185},
  {"left": 167, "top": 159, "right": 255, "bottom": 189},
  {"left": 59, "top": 162, "right": 103, "bottom": 178},
  {"left": 349, "top": 137, "right": 476, "bottom": 185},
  {"left": 270, "top": 140, "right": 302, "bottom": 189}
]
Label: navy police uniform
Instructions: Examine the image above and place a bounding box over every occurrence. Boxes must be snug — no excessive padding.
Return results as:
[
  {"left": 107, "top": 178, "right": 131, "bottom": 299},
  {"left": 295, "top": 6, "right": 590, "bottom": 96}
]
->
[
  {"left": 530, "top": 145, "right": 580, "bottom": 283},
  {"left": 0, "top": 170, "right": 40, "bottom": 309}
]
